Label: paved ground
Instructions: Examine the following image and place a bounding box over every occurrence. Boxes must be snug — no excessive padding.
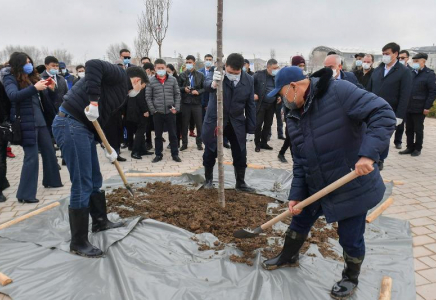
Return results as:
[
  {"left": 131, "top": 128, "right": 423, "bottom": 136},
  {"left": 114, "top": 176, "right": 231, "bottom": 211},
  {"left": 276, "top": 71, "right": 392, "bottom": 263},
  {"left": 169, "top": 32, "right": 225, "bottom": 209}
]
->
[{"left": 1, "top": 118, "right": 436, "bottom": 299}]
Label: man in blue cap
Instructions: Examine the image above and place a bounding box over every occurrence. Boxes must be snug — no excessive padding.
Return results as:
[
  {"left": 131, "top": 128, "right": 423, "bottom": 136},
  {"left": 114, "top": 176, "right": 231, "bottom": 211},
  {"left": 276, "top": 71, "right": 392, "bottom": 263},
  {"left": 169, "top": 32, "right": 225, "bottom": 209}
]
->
[
  {"left": 59, "top": 62, "right": 74, "bottom": 90},
  {"left": 262, "top": 66, "right": 396, "bottom": 299}
]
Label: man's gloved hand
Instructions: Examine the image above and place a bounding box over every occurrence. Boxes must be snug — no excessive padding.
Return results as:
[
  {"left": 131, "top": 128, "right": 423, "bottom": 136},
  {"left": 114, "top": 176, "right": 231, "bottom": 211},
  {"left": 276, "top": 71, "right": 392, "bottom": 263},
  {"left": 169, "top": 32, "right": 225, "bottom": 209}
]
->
[
  {"left": 104, "top": 146, "right": 118, "bottom": 163},
  {"left": 396, "top": 118, "right": 403, "bottom": 126},
  {"left": 85, "top": 102, "right": 99, "bottom": 122},
  {"left": 246, "top": 133, "right": 254, "bottom": 142},
  {"left": 211, "top": 71, "right": 222, "bottom": 89}
]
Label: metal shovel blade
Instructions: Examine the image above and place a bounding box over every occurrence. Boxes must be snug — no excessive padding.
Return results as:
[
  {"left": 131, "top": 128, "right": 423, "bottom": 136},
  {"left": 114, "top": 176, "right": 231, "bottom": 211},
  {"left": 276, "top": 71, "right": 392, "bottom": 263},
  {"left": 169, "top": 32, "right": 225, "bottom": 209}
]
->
[
  {"left": 233, "top": 226, "right": 263, "bottom": 239},
  {"left": 126, "top": 184, "right": 135, "bottom": 198}
]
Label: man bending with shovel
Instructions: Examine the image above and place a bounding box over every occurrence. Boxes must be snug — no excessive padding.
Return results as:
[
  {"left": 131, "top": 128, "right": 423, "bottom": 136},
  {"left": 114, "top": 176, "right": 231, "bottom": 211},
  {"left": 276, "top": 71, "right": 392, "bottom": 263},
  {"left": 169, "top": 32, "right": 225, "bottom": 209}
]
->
[
  {"left": 263, "top": 67, "right": 396, "bottom": 299},
  {"left": 52, "top": 60, "right": 147, "bottom": 258}
]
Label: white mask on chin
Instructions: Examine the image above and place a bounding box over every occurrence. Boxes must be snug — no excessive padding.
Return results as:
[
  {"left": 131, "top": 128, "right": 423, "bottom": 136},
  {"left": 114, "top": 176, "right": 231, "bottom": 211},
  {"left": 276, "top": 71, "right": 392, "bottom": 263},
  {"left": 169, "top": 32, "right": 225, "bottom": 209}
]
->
[{"left": 332, "top": 69, "right": 337, "bottom": 78}]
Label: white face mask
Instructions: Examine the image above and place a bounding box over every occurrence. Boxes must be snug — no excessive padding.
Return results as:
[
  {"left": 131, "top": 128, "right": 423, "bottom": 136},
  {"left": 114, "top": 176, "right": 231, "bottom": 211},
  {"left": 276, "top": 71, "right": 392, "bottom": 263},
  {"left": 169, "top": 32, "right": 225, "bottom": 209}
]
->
[
  {"left": 128, "top": 89, "right": 140, "bottom": 97},
  {"left": 399, "top": 60, "right": 406, "bottom": 65},
  {"left": 226, "top": 73, "right": 241, "bottom": 82},
  {"left": 362, "top": 63, "right": 371, "bottom": 70},
  {"left": 78, "top": 72, "right": 85, "bottom": 78},
  {"left": 382, "top": 55, "right": 392, "bottom": 65},
  {"left": 332, "top": 69, "right": 337, "bottom": 78}
]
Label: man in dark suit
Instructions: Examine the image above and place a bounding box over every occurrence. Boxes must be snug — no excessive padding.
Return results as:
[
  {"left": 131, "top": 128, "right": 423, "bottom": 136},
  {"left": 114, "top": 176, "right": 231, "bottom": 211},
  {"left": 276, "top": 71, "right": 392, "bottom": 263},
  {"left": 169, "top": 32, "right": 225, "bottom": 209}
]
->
[
  {"left": 198, "top": 54, "right": 215, "bottom": 121},
  {"left": 367, "top": 42, "right": 412, "bottom": 169},
  {"left": 324, "top": 54, "right": 362, "bottom": 88}
]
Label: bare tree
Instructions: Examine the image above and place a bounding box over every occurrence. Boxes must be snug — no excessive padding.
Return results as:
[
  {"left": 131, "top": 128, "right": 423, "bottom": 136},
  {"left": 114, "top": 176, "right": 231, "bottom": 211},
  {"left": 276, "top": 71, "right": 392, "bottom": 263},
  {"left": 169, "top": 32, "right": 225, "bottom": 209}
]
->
[
  {"left": 270, "top": 49, "right": 276, "bottom": 59},
  {"left": 106, "top": 42, "right": 130, "bottom": 63},
  {"left": 0, "top": 45, "right": 43, "bottom": 65},
  {"left": 135, "top": 13, "right": 154, "bottom": 59},
  {"left": 52, "top": 49, "right": 73, "bottom": 65},
  {"left": 143, "top": 0, "right": 171, "bottom": 58},
  {"left": 216, "top": 0, "right": 225, "bottom": 207}
]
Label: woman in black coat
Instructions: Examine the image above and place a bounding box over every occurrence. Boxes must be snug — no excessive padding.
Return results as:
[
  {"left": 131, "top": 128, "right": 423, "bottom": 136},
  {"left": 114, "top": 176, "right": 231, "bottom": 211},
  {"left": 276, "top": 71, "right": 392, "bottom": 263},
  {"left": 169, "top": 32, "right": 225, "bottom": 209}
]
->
[
  {"left": 1, "top": 52, "right": 62, "bottom": 203},
  {"left": 0, "top": 74, "right": 11, "bottom": 202}
]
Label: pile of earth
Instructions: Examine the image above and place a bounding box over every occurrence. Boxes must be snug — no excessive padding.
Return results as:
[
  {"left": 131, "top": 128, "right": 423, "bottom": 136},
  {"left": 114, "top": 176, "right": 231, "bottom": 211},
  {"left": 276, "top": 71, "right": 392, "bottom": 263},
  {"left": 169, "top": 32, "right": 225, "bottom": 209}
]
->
[{"left": 106, "top": 182, "right": 342, "bottom": 265}]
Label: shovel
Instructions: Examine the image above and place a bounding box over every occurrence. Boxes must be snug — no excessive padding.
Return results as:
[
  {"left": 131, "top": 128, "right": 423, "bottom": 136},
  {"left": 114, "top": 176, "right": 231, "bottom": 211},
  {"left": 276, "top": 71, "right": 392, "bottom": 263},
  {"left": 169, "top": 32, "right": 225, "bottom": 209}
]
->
[
  {"left": 233, "top": 170, "right": 359, "bottom": 239},
  {"left": 86, "top": 107, "right": 135, "bottom": 198}
]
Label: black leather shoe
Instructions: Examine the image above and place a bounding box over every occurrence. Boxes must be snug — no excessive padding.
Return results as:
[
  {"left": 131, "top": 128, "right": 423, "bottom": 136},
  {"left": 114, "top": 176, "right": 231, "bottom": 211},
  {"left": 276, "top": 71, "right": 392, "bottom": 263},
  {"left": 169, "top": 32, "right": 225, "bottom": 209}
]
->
[
  {"left": 203, "top": 166, "right": 214, "bottom": 189},
  {"left": 117, "top": 155, "right": 127, "bottom": 162},
  {"left": 223, "top": 143, "right": 230, "bottom": 149},
  {"left": 18, "top": 198, "right": 39, "bottom": 203},
  {"left": 394, "top": 143, "right": 402, "bottom": 149},
  {"left": 146, "top": 144, "right": 153, "bottom": 151},
  {"left": 330, "top": 253, "right": 364, "bottom": 300},
  {"left": 197, "top": 145, "right": 204, "bottom": 150},
  {"left": 180, "top": 144, "right": 188, "bottom": 151},
  {"left": 89, "top": 191, "right": 124, "bottom": 233},
  {"left": 411, "top": 150, "right": 421, "bottom": 157},
  {"left": 172, "top": 156, "right": 182, "bottom": 162},
  {"left": 234, "top": 167, "right": 255, "bottom": 193},
  {"left": 44, "top": 184, "right": 64, "bottom": 188},
  {"left": 399, "top": 148, "right": 414, "bottom": 155},
  {"left": 131, "top": 153, "right": 142, "bottom": 159},
  {"left": 278, "top": 135, "right": 286, "bottom": 140},
  {"left": 260, "top": 144, "right": 273, "bottom": 150},
  {"left": 152, "top": 156, "right": 163, "bottom": 163},
  {"left": 255, "top": 146, "right": 260, "bottom": 152},
  {"left": 278, "top": 154, "right": 288, "bottom": 163},
  {"left": 0, "top": 192, "right": 6, "bottom": 203},
  {"left": 140, "top": 150, "right": 153, "bottom": 156}
]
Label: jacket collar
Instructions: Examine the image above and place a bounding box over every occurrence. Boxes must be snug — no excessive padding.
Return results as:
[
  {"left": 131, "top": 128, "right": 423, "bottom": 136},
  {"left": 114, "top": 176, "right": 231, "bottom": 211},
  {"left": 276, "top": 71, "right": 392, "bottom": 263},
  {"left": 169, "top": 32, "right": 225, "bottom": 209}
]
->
[{"left": 288, "top": 78, "right": 320, "bottom": 120}]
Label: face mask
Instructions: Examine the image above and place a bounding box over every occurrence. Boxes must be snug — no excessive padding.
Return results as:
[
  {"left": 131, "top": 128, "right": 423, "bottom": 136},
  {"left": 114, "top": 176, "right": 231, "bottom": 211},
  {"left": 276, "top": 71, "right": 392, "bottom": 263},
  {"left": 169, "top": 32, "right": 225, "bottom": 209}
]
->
[
  {"left": 156, "top": 70, "right": 166, "bottom": 77},
  {"left": 302, "top": 70, "right": 308, "bottom": 76},
  {"left": 186, "top": 63, "right": 193, "bottom": 70},
  {"left": 128, "top": 89, "right": 140, "bottom": 97},
  {"left": 382, "top": 55, "right": 392, "bottom": 65},
  {"left": 362, "top": 63, "right": 371, "bottom": 70},
  {"left": 412, "top": 63, "right": 421, "bottom": 70},
  {"left": 123, "top": 58, "right": 131, "bottom": 65},
  {"left": 78, "top": 72, "right": 85, "bottom": 78},
  {"left": 23, "top": 63, "right": 33, "bottom": 74},
  {"left": 204, "top": 61, "right": 212, "bottom": 68},
  {"left": 49, "top": 68, "right": 59, "bottom": 76},
  {"left": 226, "top": 73, "right": 241, "bottom": 82},
  {"left": 399, "top": 60, "right": 406, "bottom": 65},
  {"left": 242, "top": 67, "right": 247, "bottom": 72},
  {"left": 272, "top": 69, "right": 279, "bottom": 76},
  {"left": 355, "top": 60, "right": 363, "bottom": 67},
  {"left": 61, "top": 69, "right": 67, "bottom": 75},
  {"left": 332, "top": 69, "right": 337, "bottom": 78}
]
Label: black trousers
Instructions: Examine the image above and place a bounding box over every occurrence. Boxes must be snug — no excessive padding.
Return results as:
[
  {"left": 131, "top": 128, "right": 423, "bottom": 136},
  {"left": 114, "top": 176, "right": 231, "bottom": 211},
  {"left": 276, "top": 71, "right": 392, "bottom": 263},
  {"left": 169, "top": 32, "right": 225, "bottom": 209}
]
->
[
  {"left": 279, "top": 123, "right": 292, "bottom": 155},
  {"left": 153, "top": 113, "right": 178, "bottom": 157},
  {"left": 125, "top": 121, "right": 137, "bottom": 148},
  {"left": 181, "top": 103, "right": 203, "bottom": 146},
  {"left": 132, "top": 118, "right": 148, "bottom": 154},
  {"left": 176, "top": 112, "right": 182, "bottom": 146},
  {"left": 394, "top": 120, "right": 405, "bottom": 146},
  {"left": 406, "top": 113, "right": 426, "bottom": 151},
  {"left": 255, "top": 102, "right": 276, "bottom": 146},
  {"left": 145, "top": 115, "right": 153, "bottom": 147},
  {"left": 0, "top": 141, "right": 10, "bottom": 191},
  {"left": 190, "top": 115, "right": 195, "bottom": 131},
  {"left": 203, "top": 123, "right": 246, "bottom": 168}
]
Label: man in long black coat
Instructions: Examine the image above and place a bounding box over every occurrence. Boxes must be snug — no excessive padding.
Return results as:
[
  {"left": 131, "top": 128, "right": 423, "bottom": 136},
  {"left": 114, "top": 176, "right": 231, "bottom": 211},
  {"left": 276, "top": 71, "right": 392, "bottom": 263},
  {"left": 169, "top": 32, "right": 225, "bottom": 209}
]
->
[{"left": 202, "top": 53, "right": 256, "bottom": 192}]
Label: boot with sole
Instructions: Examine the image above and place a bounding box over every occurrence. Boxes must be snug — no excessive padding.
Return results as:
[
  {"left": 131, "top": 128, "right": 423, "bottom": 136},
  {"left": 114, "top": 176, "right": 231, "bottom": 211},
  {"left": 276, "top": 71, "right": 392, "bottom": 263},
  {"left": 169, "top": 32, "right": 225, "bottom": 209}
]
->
[
  {"left": 330, "top": 252, "right": 364, "bottom": 299},
  {"left": 203, "top": 166, "right": 214, "bottom": 189},
  {"left": 89, "top": 191, "right": 124, "bottom": 233},
  {"left": 234, "top": 167, "right": 255, "bottom": 193},
  {"left": 262, "top": 229, "right": 307, "bottom": 270},
  {"left": 69, "top": 207, "right": 103, "bottom": 258}
]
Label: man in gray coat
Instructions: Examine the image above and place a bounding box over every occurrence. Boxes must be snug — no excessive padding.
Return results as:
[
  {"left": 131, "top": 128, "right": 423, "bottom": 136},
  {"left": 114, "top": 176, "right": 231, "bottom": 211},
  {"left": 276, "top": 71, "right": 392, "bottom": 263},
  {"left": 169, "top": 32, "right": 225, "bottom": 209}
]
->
[{"left": 146, "top": 59, "right": 182, "bottom": 163}]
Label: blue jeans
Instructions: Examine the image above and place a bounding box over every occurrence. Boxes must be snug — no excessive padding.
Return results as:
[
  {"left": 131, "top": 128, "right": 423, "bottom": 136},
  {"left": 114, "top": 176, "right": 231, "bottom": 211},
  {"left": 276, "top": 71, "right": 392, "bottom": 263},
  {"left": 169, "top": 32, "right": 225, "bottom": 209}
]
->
[
  {"left": 52, "top": 115, "right": 102, "bottom": 209},
  {"left": 289, "top": 207, "right": 367, "bottom": 257}
]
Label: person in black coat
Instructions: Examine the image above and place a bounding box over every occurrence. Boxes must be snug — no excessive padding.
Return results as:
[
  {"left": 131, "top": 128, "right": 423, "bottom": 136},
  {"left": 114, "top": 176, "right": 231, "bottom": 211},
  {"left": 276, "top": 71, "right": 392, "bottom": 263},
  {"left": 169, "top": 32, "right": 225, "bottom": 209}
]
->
[
  {"left": 1, "top": 52, "right": 62, "bottom": 203},
  {"left": 399, "top": 53, "right": 436, "bottom": 157},
  {"left": 52, "top": 60, "right": 147, "bottom": 258},
  {"left": 324, "top": 54, "right": 363, "bottom": 88},
  {"left": 0, "top": 69, "right": 11, "bottom": 202},
  {"left": 367, "top": 42, "right": 412, "bottom": 169},
  {"left": 202, "top": 53, "right": 256, "bottom": 192}
]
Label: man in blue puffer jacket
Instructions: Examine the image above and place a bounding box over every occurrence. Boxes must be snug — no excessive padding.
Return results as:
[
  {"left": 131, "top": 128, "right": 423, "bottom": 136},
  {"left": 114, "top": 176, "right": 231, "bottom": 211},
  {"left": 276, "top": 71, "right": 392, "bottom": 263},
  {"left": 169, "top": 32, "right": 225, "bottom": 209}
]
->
[{"left": 262, "top": 67, "right": 396, "bottom": 299}]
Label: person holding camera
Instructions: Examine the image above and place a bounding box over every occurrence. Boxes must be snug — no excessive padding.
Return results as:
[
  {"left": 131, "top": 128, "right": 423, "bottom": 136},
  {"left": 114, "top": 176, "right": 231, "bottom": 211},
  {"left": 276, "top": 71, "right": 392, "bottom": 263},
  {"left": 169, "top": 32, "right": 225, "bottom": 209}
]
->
[{"left": 1, "top": 52, "right": 62, "bottom": 204}]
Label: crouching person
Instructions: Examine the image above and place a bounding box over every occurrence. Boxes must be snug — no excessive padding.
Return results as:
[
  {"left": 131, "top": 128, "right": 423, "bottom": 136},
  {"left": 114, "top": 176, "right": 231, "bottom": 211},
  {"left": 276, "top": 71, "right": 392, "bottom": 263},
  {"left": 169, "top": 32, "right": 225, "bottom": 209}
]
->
[
  {"left": 52, "top": 60, "right": 147, "bottom": 257},
  {"left": 262, "top": 67, "right": 396, "bottom": 299}
]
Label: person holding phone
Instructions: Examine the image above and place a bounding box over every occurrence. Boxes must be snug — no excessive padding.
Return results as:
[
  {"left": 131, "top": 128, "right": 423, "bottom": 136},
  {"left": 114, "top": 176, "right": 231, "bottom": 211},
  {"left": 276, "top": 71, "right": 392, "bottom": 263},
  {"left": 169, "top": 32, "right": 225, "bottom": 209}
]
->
[{"left": 1, "top": 52, "right": 62, "bottom": 203}]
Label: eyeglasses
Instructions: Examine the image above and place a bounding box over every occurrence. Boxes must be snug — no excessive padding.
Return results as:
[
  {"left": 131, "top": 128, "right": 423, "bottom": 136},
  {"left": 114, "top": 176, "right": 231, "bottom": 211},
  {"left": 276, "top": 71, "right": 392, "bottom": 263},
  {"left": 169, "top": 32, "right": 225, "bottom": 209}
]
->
[
  {"left": 399, "top": 57, "right": 408, "bottom": 60},
  {"left": 123, "top": 56, "right": 131, "bottom": 59}
]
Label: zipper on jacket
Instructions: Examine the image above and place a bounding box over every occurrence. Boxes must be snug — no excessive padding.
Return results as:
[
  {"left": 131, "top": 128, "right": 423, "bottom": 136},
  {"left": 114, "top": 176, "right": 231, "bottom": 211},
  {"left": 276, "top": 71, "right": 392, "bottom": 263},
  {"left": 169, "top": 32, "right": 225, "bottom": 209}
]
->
[{"left": 162, "top": 82, "right": 166, "bottom": 114}]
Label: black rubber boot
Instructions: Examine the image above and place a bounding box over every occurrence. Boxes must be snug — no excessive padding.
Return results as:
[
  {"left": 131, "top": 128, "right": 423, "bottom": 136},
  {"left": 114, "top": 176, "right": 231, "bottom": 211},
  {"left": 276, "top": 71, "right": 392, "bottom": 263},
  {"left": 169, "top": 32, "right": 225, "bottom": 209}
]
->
[
  {"left": 89, "top": 191, "right": 124, "bottom": 233},
  {"left": 69, "top": 207, "right": 103, "bottom": 258},
  {"left": 234, "top": 167, "right": 255, "bottom": 193},
  {"left": 203, "top": 166, "right": 214, "bottom": 189},
  {"left": 262, "top": 229, "right": 307, "bottom": 270},
  {"left": 330, "top": 252, "right": 364, "bottom": 300}
]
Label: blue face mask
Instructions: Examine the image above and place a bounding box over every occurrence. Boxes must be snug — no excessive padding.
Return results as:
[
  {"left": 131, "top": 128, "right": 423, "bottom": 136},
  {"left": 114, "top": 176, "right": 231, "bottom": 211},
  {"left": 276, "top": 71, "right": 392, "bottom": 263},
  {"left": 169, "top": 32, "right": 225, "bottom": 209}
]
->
[
  {"left": 272, "top": 69, "right": 279, "bottom": 76},
  {"left": 186, "top": 63, "right": 193, "bottom": 70},
  {"left": 156, "top": 70, "right": 167, "bottom": 77},
  {"left": 355, "top": 60, "right": 363, "bottom": 67},
  {"left": 412, "top": 63, "right": 421, "bottom": 70},
  {"left": 242, "top": 67, "right": 247, "bottom": 72},
  {"left": 23, "top": 63, "right": 33, "bottom": 74},
  {"left": 204, "top": 61, "right": 212, "bottom": 68},
  {"left": 123, "top": 58, "right": 131, "bottom": 65},
  {"left": 49, "top": 68, "right": 59, "bottom": 76}
]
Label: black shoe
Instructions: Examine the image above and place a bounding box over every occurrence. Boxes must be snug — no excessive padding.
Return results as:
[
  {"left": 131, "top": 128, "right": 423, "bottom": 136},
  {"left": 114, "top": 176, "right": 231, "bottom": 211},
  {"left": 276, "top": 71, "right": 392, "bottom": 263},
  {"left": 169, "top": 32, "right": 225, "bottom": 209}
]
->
[
  {"left": 62, "top": 158, "right": 67, "bottom": 166},
  {"left": 262, "top": 229, "right": 307, "bottom": 270},
  {"left": 278, "top": 154, "right": 288, "bottom": 163},
  {"left": 140, "top": 150, "right": 153, "bottom": 156},
  {"left": 180, "top": 144, "right": 188, "bottom": 151},
  {"left": 18, "top": 198, "right": 39, "bottom": 203},
  {"left": 234, "top": 167, "right": 255, "bottom": 193},
  {"left": 223, "top": 143, "right": 230, "bottom": 149},
  {"left": 203, "top": 166, "right": 214, "bottom": 189},
  {"left": 146, "top": 144, "right": 153, "bottom": 151},
  {"left": 411, "top": 150, "right": 421, "bottom": 157},
  {"left": 89, "top": 191, "right": 124, "bottom": 233},
  {"left": 152, "top": 156, "right": 163, "bottom": 163},
  {"left": 120, "top": 143, "right": 128, "bottom": 149},
  {"left": 172, "top": 156, "right": 182, "bottom": 162},
  {"left": 399, "top": 148, "right": 413, "bottom": 155},
  {"left": 43, "top": 184, "right": 63, "bottom": 188},
  {"left": 69, "top": 207, "right": 103, "bottom": 258},
  {"left": 395, "top": 143, "right": 402, "bottom": 149},
  {"left": 131, "top": 153, "right": 142, "bottom": 159},
  {"left": 117, "top": 155, "right": 127, "bottom": 162},
  {"left": 278, "top": 135, "right": 286, "bottom": 140},
  {"left": 0, "top": 192, "right": 6, "bottom": 203},
  {"left": 260, "top": 144, "right": 273, "bottom": 150},
  {"left": 197, "top": 145, "right": 204, "bottom": 151},
  {"left": 255, "top": 146, "right": 260, "bottom": 152},
  {"left": 330, "top": 252, "right": 364, "bottom": 300},
  {"left": 378, "top": 161, "right": 384, "bottom": 171}
]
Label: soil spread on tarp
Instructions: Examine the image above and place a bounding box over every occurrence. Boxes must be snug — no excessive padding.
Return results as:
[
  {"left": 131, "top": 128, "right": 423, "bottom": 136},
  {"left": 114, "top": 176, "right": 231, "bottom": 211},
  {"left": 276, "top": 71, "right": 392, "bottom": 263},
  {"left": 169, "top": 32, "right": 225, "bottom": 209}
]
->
[{"left": 106, "top": 182, "right": 341, "bottom": 265}]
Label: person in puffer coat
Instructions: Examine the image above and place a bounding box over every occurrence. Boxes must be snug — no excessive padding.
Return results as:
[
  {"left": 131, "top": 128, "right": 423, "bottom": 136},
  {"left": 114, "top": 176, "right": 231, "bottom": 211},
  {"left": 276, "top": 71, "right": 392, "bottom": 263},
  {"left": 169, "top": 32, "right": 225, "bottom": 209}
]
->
[{"left": 262, "top": 66, "right": 396, "bottom": 300}]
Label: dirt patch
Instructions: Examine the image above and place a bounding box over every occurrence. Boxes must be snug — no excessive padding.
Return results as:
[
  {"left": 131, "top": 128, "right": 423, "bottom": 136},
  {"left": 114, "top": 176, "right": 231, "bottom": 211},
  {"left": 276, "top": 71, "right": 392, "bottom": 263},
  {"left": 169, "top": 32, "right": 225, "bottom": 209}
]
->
[{"left": 106, "top": 182, "right": 341, "bottom": 265}]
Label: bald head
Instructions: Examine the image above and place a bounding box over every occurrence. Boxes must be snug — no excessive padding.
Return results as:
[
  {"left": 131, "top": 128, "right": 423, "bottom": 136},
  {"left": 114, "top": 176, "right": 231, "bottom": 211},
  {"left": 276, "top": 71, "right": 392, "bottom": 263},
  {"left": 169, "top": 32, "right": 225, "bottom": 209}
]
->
[{"left": 324, "top": 55, "right": 342, "bottom": 78}]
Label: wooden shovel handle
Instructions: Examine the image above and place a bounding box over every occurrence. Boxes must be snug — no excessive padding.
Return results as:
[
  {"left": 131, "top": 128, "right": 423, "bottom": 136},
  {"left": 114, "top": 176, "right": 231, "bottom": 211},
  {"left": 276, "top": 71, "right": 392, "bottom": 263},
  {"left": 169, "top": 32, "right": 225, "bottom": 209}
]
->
[{"left": 260, "top": 171, "right": 359, "bottom": 231}]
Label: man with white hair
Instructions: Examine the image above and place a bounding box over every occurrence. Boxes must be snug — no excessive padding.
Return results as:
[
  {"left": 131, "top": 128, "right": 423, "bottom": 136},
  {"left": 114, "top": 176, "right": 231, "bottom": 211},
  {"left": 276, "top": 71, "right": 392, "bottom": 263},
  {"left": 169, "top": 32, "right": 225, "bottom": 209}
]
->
[{"left": 324, "top": 54, "right": 361, "bottom": 87}]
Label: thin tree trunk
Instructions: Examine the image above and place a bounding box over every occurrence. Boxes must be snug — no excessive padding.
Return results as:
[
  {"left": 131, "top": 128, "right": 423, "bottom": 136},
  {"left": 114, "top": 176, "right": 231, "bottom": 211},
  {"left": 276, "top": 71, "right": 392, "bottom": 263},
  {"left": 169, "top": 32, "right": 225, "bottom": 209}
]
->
[
  {"left": 216, "top": 0, "right": 225, "bottom": 208},
  {"left": 158, "top": 44, "right": 162, "bottom": 58}
]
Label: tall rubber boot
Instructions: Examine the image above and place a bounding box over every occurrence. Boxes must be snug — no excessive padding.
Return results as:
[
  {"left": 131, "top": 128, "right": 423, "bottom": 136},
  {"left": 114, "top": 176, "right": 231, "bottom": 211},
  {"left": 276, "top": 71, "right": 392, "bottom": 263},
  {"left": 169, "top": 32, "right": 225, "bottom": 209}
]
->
[
  {"left": 69, "top": 207, "right": 103, "bottom": 258},
  {"left": 234, "top": 167, "right": 255, "bottom": 193},
  {"left": 330, "top": 252, "right": 364, "bottom": 299},
  {"left": 89, "top": 191, "right": 124, "bottom": 233},
  {"left": 203, "top": 166, "right": 214, "bottom": 189},
  {"left": 262, "top": 229, "right": 307, "bottom": 270}
]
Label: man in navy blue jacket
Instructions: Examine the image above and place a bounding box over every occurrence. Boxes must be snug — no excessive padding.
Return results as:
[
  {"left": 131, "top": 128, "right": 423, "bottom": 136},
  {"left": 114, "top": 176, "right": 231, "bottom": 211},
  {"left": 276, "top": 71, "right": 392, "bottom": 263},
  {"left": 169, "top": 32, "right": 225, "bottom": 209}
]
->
[
  {"left": 263, "top": 66, "right": 395, "bottom": 299},
  {"left": 198, "top": 54, "right": 215, "bottom": 120}
]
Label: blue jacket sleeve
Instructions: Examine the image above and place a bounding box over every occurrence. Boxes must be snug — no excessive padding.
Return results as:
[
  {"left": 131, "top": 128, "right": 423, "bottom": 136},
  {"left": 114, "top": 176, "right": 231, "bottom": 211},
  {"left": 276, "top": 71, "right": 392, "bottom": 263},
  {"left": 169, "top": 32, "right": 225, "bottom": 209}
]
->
[
  {"left": 289, "top": 150, "right": 309, "bottom": 201},
  {"left": 425, "top": 71, "right": 436, "bottom": 110},
  {"left": 245, "top": 78, "right": 256, "bottom": 134},
  {"left": 3, "top": 76, "right": 37, "bottom": 104},
  {"left": 335, "top": 81, "right": 396, "bottom": 162},
  {"left": 204, "top": 71, "right": 215, "bottom": 93}
]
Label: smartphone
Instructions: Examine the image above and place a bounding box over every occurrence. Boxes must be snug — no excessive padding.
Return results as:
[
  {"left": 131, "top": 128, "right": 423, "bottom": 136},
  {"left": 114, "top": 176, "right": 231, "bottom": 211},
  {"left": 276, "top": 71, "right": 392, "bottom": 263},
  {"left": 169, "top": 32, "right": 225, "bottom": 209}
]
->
[{"left": 45, "top": 77, "right": 54, "bottom": 86}]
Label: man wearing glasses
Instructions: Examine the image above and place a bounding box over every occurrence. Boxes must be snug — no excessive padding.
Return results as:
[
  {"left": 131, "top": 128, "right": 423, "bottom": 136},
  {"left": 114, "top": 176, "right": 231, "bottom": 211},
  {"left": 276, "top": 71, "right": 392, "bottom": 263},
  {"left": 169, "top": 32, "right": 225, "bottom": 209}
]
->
[{"left": 119, "top": 49, "right": 135, "bottom": 69}]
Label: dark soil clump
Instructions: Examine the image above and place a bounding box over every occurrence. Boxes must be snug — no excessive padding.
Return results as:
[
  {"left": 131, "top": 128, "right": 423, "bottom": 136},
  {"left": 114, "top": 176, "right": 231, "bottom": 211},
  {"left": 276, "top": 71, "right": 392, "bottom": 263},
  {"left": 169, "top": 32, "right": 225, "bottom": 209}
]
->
[{"left": 106, "top": 182, "right": 341, "bottom": 265}]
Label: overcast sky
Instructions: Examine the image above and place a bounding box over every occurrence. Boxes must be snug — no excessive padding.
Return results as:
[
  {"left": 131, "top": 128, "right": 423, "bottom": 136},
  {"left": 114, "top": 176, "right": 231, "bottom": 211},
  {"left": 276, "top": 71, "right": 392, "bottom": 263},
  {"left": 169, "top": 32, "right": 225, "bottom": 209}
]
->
[{"left": 2, "top": 0, "right": 436, "bottom": 64}]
